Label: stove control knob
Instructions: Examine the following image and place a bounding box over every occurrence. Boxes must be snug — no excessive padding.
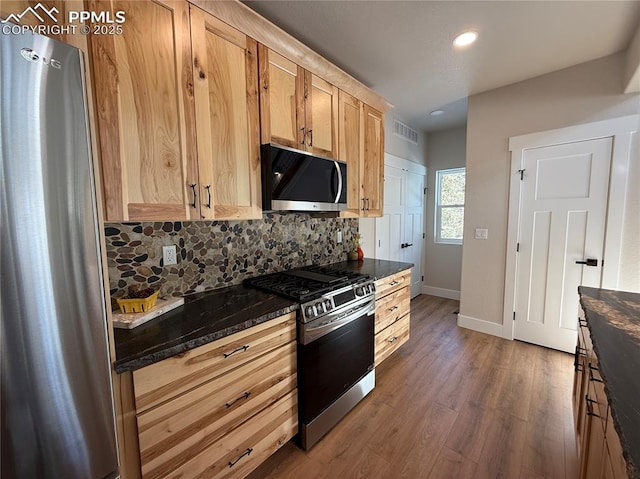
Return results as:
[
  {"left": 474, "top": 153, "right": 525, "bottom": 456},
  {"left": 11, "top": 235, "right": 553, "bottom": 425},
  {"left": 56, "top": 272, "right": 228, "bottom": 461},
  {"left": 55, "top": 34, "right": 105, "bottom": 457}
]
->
[
  {"left": 324, "top": 300, "right": 332, "bottom": 310},
  {"left": 305, "top": 305, "right": 315, "bottom": 318},
  {"left": 355, "top": 286, "right": 364, "bottom": 296},
  {"left": 315, "top": 302, "right": 325, "bottom": 313}
]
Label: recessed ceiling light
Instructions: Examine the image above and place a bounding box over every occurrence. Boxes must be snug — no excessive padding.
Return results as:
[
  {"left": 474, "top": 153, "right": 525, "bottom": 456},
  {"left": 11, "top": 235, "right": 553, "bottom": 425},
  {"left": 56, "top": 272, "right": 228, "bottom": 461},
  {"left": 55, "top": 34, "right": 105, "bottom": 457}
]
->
[
  {"left": 430, "top": 110, "right": 444, "bottom": 116},
  {"left": 453, "top": 30, "right": 478, "bottom": 47}
]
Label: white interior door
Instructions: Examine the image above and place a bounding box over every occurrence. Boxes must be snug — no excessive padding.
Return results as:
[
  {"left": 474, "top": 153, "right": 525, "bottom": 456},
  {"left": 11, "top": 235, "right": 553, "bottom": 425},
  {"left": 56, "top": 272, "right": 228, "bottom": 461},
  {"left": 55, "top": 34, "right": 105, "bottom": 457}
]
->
[
  {"left": 375, "top": 164, "right": 404, "bottom": 262},
  {"left": 514, "top": 137, "right": 612, "bottom": 352},
  {"left": 404, "top": 170, "right": 424, "bottom": 298}
]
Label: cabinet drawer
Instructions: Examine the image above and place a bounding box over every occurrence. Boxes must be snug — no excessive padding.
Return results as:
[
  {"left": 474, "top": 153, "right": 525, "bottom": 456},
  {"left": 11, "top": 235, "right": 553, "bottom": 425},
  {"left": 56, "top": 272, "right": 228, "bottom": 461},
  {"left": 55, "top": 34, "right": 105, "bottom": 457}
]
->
[
  {"left": 164, "top": 389, "right": 298, "bottom": 479},
  {"left": 375, "top": 270, "right": 411, "bottom": 299},
  {"left": 133, "top": 312, "right": 296, "bottom": 412},
  {"left": 375, "top": 313, "right": 410, "bottom": 366},
  {"left": 137, "top": 342, "right": 296, "bottom": 479},
  {"left": 605, "top": 408, "right": 628, "bottom": 479},
  {"left": 375, "top": 286, "right": 410, "bottom": 334}
]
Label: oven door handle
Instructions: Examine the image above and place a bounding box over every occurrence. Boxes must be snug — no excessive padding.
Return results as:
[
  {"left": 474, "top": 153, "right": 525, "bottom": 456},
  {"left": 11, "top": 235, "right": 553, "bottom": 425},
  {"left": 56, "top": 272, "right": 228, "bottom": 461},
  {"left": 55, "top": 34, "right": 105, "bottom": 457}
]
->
[{"left": 301, "top": 301, "right": 375, "bottom": 345}]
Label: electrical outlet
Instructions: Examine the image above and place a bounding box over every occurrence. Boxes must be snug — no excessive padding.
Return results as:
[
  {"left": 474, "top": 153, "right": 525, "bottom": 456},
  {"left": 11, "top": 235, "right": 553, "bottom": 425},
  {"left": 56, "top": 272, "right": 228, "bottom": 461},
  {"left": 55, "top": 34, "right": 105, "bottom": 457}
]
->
[
  {"left": 337, "top": 230, "right": 343, "bottom": 244},
  {"left": 162, "top": 245, "right": 177, "bottom": 265}
]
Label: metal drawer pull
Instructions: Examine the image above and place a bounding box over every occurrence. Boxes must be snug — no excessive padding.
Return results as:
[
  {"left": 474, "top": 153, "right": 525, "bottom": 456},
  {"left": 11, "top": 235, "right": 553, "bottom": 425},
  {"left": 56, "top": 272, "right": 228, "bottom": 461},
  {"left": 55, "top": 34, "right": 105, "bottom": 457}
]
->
[
  {"left": 388, "top": 281, "right": 399, "bottom": 286},
  {"left": 225, "top": 391, "right": 251, "bottom": 408},
  {"left": 300, "top": 127, "right": 306, "bottom": 145},
  {"left": 228, "top": 448, "right": 253, "bottom": 467},
  {"left": 190, "top": 183, "right": 197, "bottom": 208},
  {"left": 588, "top": 364, "right": 603, "bottom": 383},
  {"left": 223, "top": 345, "right": 249, "bottom": 358},
  {"left": 388, "top": 336, "right": 398, "bottom": 343},
  {"left": 387, "top": 306, "right": 399, "bottom": 312},
  {"left": 307, "top": 129, "right": 313, "bottom": 147},
  {"left": 585, "top": 395, "right": 600, "bottom": 418}
]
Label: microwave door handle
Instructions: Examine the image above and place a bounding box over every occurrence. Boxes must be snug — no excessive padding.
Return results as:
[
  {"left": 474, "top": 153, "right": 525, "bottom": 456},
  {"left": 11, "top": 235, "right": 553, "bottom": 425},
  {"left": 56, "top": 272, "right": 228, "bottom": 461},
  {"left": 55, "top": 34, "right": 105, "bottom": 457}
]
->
[{"left": 334, "top": 161, "right": 342, "bottom": 203}]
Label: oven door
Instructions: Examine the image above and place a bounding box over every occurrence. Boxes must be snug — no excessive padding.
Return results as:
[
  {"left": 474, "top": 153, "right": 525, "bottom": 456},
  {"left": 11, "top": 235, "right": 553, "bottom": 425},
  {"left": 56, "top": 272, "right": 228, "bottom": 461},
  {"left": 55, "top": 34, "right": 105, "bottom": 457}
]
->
[{"left": 297, "top": 300, "right": 375, "bottom": 425}]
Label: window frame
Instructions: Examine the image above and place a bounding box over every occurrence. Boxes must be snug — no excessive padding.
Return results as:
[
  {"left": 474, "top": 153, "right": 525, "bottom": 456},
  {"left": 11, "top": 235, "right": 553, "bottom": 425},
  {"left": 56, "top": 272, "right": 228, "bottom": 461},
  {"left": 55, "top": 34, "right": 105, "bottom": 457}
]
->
[{"left": 434, "top": 167, "right": 465, "bottom": 245}]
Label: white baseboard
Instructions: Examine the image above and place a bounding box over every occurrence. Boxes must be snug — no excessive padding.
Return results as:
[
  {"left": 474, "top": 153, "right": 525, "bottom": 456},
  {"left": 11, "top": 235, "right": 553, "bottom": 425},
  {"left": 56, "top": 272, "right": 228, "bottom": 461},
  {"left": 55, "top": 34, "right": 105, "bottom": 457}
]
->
[
  {"left": 422, "top": 285, "right": 460, "bottom": 300},
  {"left": 457, "top": 314, "right": 504, "bottom": 338}
]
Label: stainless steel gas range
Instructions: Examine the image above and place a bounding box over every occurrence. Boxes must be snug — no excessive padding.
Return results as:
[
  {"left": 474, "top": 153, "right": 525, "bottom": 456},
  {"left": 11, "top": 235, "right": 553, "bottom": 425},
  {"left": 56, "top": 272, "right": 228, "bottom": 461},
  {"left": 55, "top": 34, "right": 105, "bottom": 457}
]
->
[{"left": 244, "top": 265, "right": 376, "bottom": 449}]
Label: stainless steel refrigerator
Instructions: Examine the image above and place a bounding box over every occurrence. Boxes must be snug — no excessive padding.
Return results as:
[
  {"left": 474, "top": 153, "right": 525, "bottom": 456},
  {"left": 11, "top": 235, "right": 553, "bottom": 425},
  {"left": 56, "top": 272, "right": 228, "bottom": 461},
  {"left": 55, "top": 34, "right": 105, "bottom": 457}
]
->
[{"left": 1, "top": 27, "right": 119, "bottom": 478}]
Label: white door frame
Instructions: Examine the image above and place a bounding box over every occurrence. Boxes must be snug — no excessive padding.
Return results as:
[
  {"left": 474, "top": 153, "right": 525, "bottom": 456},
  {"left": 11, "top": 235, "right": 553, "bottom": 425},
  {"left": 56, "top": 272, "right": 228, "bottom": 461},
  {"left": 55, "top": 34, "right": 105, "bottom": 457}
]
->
[{"left": 503, "top": 115, "right": 639, "bottom": 340}]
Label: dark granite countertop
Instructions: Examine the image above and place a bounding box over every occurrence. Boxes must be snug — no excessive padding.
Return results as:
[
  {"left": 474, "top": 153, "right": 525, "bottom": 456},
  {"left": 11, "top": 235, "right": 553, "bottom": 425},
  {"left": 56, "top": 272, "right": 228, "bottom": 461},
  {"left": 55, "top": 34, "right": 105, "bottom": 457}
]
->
[
  {"left": 113, "top": 259, "right": 411, "bottom": 374},
  {"left": 323, "top": 258, "right": 413, "bottom": 280},
  {"left": 578, "top": 286, "right": 640, "bottom": 479},
  {"left": 113, "top": 285, "right": 298, "bottom": 373}
]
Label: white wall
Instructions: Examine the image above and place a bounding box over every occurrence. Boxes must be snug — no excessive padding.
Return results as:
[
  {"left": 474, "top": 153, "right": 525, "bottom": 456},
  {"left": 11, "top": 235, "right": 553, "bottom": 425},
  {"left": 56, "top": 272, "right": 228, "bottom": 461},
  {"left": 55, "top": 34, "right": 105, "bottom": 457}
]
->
[
  {"left": 423, "top": 126, "right": 466, "bottom": 299},
  {"left": 461, "top": 52, "right": 640, "bottom": 327}
]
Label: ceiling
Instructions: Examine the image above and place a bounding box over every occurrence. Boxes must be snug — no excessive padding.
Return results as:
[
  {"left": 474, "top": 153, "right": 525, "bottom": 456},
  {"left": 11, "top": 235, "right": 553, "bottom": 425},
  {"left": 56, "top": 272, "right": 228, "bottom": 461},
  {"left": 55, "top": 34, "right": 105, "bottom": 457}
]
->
[{"left": 242, "top": 1, "right": 640, "bottom": 133}]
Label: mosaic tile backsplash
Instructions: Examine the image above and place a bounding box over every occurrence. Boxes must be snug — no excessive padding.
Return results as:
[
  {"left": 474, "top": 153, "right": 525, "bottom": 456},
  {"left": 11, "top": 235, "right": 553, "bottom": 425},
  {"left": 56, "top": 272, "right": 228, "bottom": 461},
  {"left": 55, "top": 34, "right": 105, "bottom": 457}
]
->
[{"left": 105, "top": 213, "right": 358, "bottom": 307}]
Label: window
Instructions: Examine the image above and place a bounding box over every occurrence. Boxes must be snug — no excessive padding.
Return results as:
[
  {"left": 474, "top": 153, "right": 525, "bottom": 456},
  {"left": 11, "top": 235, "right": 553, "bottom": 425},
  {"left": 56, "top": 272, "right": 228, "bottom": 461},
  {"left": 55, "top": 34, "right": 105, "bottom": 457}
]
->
[{"left": 435, "top": 168, "right": 465, "bottom": 244}]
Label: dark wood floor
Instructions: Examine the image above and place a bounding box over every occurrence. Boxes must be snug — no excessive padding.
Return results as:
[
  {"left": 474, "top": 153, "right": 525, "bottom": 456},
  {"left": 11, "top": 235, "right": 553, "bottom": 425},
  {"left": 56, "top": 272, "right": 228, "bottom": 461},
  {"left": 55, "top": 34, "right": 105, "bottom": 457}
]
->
[{"left": 248, "top": 294, "right": 578, "bottom": 479}]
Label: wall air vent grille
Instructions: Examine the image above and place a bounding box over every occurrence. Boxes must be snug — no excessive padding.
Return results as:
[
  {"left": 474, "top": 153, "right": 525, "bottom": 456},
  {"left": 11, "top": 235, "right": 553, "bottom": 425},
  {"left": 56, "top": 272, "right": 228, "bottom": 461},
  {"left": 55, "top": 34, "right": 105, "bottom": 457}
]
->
[{"left": 393, "top": 118, "right": 419, "bottom": 144}]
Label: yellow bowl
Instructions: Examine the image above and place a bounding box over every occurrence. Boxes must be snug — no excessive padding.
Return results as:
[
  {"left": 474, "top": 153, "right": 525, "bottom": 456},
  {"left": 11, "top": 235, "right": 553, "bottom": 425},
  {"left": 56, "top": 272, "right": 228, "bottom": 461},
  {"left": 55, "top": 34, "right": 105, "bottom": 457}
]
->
[{"left": 116, "top": 290, "right": 159, "bottom": 313}]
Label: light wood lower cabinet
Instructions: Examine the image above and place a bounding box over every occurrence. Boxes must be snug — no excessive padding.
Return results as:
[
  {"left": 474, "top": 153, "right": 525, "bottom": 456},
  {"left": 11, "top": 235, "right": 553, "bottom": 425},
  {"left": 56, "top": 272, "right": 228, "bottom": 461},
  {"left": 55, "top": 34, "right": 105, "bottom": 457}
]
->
[
  {"left": 374, "top": 270, "right": 411, "bottom": 366},
  {"left": 573, "top": 308, "right": 628, "bottom": 479},
  {"left": 127, "top": 312, "right": 297, "bottom": 479}
]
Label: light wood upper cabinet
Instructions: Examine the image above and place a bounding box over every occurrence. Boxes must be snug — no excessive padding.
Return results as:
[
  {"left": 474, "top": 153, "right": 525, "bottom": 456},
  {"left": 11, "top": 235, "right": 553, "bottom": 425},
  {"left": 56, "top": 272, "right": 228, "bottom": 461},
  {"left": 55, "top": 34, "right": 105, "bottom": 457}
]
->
[
  {"left": 338, "top": 91, "right": 364, "bottom": 217},
  {"left": 362, "top": 104, "right": 385, "bottom": 217},
  {"left": 259, "top": 46, "right": 338, "bottom": 158},
  {"left": 89, "top": 0, "right": 198, "bottom": 221},
  {"left": 305, "top": 72, "right": 339, "bottom": 158},
  {"left": 190, "top": 6, "right": 261, "bottom": 220},
  {"left": 258, "top": 47, "right": 303, "bottom": 149}
]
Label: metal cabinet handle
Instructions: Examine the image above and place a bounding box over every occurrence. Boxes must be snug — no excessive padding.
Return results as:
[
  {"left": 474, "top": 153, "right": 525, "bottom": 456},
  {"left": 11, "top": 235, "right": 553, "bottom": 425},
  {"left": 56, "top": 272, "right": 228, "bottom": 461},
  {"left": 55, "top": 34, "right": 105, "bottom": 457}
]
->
[
  {"left": 366, "top": 198, "right": 370, "bottom": 210},
  {"left": 228, "top": 448, "right": 253, "bottom": 467},
  {"left": 307, "top": 129, "right": 313, "bottom": 147},
  {"left": 362, "top": 198, "right": 366, "bottom": 211},
  {"left": 205, "top": 185, "right": 211, "bottom": 209},
  {"left": 189, "top": 183, "right": 197, "bottom": 208},
  {"left": 388, "top": 336, "right": 398, "bottom": 343},
  {"left": 576, "top": 258, "right": 598, "bottom": 267},
  {"left": 585, "top": 395, "right": 600, "bottom": 418},
  {"left": 225, "top": 391, "right": 250, "bottom": 408},
  {"left": 387, "top": 306, "right": 399, "bottom": 312},
  {"left": 300, "top": 127, "right": 306, "bottom": 145},
  {"left": 588, "top": 364, "right": 603, "bottom": 383},
  {"left": 223, "top": 345, "right": 249, "bottom": 358},
  {"left": 388, "top": 280, "right": 399, "bottom": 286}
]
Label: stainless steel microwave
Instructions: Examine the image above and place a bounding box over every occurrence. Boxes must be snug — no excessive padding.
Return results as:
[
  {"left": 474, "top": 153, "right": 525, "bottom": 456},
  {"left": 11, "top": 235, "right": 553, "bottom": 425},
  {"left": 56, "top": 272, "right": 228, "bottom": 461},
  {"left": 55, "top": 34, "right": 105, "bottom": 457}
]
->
[{"left": 261, "top": 144, "right": 347, "bottom": 212}]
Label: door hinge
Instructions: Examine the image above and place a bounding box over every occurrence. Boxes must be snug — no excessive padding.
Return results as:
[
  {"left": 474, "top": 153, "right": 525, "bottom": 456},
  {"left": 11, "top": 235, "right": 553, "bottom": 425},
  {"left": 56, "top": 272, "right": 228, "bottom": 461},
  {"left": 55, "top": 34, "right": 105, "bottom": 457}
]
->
[
  {"left": 513, "top": 312, "right": 516, "bottom": 321},
  {"left": 518, "top": 169, "right": 525, "bottom": 180},
  {"left": 422, "top": 275, "right": 424, "bottom": 281},
  {"left": 423, "top": 187, "right": 427, "bottom": 195},
  {"left": 516, "top": 242, "right": 520, "bottom": 252}
]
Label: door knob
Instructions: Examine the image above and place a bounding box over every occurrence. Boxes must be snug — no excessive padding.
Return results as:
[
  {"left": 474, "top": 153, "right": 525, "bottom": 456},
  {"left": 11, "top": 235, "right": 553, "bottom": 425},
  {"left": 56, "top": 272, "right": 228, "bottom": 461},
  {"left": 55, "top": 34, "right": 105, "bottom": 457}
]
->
[
  {"left": 401, "top": 243, "right": 407, "bottom": 248},
  {"left": 575, "top": 258, "right": 598, "bottom": 267}
]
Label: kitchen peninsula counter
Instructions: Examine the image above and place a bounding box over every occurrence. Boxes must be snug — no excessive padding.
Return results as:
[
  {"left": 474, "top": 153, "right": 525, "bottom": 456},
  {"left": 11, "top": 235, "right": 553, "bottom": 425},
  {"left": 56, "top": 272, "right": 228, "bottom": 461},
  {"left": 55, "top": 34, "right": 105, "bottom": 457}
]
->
[
  {"left": 578, "top": 286, "right": 640, "bottom": 479},
  {"left": 326, "top": 258, "right": 413, "bottom": 280}
]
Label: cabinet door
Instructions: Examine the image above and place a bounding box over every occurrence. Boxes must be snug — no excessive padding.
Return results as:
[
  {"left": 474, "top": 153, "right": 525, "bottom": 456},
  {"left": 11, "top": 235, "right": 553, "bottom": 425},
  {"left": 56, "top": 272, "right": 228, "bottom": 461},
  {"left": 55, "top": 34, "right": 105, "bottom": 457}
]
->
[
  {"left": 89, "top": 0, "right": 198, "bottom": 221},
  {"left": 362, "top": 104, "right": 384, "bottom": 217},
  {"left": 258, "top": 46, "right": 304, "bottom": 149},
  {"left": 338, "top": 91, "right": 363, "bottom": 217},
  {"left": 190, "top": 6, "right": 261, "bottom": 220},
  {"left": 305, "top": 73, "right": 338, "bottom": 158}
]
